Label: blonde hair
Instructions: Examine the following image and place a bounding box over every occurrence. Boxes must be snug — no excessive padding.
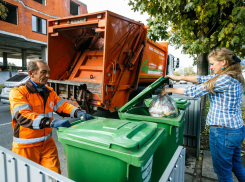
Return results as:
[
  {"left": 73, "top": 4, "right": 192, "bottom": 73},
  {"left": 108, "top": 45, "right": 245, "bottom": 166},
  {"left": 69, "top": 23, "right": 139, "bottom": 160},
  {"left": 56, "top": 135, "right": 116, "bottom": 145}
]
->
[{"left": 204, "top": 47, "right": 245, "bottom": 93}]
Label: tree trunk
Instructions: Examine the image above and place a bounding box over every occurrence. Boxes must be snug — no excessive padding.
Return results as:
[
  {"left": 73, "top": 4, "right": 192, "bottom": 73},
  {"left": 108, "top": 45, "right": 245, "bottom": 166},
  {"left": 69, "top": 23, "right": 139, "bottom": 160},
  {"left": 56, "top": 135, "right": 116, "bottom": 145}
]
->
[{"left": 197, "top": 52, "right": 209, "bottom": 132}]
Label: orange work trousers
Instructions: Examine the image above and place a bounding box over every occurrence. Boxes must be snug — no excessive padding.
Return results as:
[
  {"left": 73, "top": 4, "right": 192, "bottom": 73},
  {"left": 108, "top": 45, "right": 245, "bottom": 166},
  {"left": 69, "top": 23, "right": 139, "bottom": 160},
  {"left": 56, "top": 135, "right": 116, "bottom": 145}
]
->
[{"left": 12, "top": 137, "right": 61, "bottom": 174}]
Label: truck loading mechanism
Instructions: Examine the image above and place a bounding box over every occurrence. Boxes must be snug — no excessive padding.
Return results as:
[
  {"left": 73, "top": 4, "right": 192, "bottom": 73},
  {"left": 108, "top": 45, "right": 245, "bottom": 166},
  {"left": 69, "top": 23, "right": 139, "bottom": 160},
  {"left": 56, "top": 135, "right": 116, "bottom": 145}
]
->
[{"left": 47, "top": 10, "right": 179, "bottom": 114}]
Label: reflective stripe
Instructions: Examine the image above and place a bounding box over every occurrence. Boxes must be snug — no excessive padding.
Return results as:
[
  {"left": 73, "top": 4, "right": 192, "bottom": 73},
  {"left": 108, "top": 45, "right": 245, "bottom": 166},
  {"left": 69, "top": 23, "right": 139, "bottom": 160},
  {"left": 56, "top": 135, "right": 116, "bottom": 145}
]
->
[
  {"left": 46, "top": 112, "right": 53, "bottom": 117},
  {"left": 32, "top": 112, "right": 53, "bottom": 129},
  {"left": 54, "top": 99, "right": 65, "bottom": 112},
  {"left": 40, "top": 112, "right": 53, "bottom": 118},
  {"left": 32, "top": 115, "right": 44, "bottom": 129},
  {"left": 13, "top": 104, "right": 32, "bottom": 116},
  {"left": 13, "top": 132, "right": 52, "bottom": 144},
  {"left": 70, "top": 107, "right": 79, "bottom": 118},
  {"left": 12, "top": 105, "right": 53, "bottom": 120}
]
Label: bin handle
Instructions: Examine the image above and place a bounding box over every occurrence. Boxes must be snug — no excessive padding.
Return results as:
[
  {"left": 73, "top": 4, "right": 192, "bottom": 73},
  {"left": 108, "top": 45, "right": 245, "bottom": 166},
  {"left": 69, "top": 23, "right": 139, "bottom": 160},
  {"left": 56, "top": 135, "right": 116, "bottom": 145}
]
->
[
  {"left": 170, "top": 126, "right": 173, "bottom": 135},
  {"left": 70, "top": 116, "right": 98, "bottom": 126},
  {"left": 169, "top": 115, "right": 185, "bottom": 135},
  {"left": 126, "top": 163, "right": 130, "bottom": 179},
  {"left": 71, "top": 120, "right": 83, "bottom": 126}
]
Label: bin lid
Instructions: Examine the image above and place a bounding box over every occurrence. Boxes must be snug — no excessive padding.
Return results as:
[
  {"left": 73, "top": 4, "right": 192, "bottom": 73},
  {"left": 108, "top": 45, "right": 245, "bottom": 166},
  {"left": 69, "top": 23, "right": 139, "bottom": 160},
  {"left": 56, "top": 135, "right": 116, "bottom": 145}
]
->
[
  {"left": 173, "top": 98, "right": 187, "bottom": 104},
  {"left": 57, "top": 118, "right": 166, "bottom": 167},
  {"left": 172, "top": 98, "right": 191, "bottom": 109},
  {"left": 60, "top": 118, "right": 159, "bottom": 149},
  {"left": 119, "top": 76, "right": 169, "bottom": 112}
]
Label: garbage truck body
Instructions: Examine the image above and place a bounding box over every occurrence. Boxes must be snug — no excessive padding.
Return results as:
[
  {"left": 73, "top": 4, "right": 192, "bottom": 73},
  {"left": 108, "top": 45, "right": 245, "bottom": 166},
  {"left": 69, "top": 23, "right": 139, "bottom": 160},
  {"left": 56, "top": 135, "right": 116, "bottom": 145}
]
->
[{"left": 47, "top": 10, "right": 178, "bottom": 113}]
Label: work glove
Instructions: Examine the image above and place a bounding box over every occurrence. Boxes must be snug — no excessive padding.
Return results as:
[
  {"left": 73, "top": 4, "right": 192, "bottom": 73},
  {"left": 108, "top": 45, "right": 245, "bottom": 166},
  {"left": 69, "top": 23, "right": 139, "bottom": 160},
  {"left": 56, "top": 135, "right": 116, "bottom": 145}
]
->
[
  {"left": 77, "top": 111, "right": 93, "bottom": 121},
  {"left": 50, "top": 119, "right": 71, "bottom": 128}
]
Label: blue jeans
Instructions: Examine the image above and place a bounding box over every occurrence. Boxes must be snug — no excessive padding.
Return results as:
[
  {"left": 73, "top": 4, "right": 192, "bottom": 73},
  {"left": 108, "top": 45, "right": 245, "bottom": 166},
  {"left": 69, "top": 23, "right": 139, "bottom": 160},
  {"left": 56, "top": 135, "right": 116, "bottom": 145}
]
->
[{"left": 209, "top": 126, "right": 245, "bottom": 182}]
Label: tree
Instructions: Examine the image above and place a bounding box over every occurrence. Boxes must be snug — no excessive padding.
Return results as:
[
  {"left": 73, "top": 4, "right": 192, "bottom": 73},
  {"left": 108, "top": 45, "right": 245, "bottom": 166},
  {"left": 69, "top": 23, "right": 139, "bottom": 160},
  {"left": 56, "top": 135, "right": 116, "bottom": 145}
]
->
[
  {"left": 0, "top": 2, "right": 8, "bottom": 20},
  {"left": 175, "top": 67, "right": 196, "bottom": 76},
  {"left": 173, "top": 71, "right": 181, "bottom": 76},
  {"left": 7, "top": 62, "right": 18, "bottom": 72},
  {"left": 129, "top": 0, "right": 245, "bottom": 131},
  {"left": 183, "top": 66, "right": 196, "bottom": 76},
  {"left": 8, "top": 62, "right": 17, "bottom": 67}
]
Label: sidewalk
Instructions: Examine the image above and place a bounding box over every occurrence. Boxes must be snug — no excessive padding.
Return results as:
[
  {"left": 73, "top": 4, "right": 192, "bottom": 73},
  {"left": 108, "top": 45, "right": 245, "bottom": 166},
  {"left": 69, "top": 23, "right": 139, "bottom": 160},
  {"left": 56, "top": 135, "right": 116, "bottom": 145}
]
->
[
  {"left": 184, "top": 95, "right": 245, "bottom": 182},
  {"left": 184, "top": 147, "right": 245, "bottom": 182}
]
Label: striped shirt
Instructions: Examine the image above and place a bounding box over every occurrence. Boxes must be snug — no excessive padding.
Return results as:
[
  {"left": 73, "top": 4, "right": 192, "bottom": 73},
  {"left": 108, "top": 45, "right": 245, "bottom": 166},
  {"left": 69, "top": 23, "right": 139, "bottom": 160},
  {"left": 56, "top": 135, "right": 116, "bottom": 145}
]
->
[{"left": 183, "top": 74, "right": 244, "bottom": 129}]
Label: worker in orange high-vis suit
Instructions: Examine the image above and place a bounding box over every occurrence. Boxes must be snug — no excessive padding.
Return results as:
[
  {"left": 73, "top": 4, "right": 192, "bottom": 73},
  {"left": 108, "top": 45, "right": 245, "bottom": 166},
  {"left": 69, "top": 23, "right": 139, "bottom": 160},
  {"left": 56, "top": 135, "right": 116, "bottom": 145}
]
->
[{"left": 9, "top": 59, "right": 93, "bottom": 174}]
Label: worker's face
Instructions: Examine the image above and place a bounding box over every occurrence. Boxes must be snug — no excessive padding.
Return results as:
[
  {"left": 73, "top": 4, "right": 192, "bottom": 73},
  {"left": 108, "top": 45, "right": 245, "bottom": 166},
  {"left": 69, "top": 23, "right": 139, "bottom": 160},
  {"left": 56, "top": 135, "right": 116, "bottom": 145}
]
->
[
  {"left": 209, "top": 57, "right": 226, "bottom": 74},
  {"left": 29, "top": 62, "right": 50, "bottom": 87}
]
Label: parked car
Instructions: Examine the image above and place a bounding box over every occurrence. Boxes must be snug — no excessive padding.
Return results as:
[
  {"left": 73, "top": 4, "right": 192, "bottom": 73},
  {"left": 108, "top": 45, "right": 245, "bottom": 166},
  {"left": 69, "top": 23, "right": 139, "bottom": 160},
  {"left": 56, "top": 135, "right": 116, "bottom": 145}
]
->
[
  {"left": 0, "top": 72, "right": 29, "bottom": 104},
  {"left": 180, "top": 80, "right": 187, "bottom": 84}
]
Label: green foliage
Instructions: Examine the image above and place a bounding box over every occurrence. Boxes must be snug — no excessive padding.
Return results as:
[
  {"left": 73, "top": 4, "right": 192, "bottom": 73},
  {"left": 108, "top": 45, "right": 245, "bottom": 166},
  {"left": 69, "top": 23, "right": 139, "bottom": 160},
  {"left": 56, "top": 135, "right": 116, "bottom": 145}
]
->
[
  {"left": 8, "top": 62, "right": 16, "bottom": 66},
  {"left": 0, "top": 85, "right": 2, "bottom": 93},
  {"left": 0, "top": 2, "right": 8, "bottom": 20},
  {"left": 128, "top": 0, "right": 245, "bottom": 60},
  {"left": 177, "top": 66, "right": 196, "bottom": 76},
  {"left": 183, "top": 66, "right": 196, "bottom": 76},
  {"left": 173, "top": 71, "right": 181, "bottom": 76},
  {"left": 7, "top": 62, "right": 18, "bottom": 71}
]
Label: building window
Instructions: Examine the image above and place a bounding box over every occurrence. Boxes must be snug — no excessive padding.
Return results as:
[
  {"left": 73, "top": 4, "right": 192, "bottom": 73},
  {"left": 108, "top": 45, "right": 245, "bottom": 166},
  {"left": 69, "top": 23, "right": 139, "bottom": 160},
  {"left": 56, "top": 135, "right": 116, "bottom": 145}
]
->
[
  {"left": 33, "top": 0, "right": 46, "bottom": 6},
  {"left": 70, "top": 1, "right": 80, "bottom": 15},
  {"left": 32, "top": 15, "right": 46, "bottom": 35},
  {"left": 0, "top": 2, "right": 18, "bottom": 25}
]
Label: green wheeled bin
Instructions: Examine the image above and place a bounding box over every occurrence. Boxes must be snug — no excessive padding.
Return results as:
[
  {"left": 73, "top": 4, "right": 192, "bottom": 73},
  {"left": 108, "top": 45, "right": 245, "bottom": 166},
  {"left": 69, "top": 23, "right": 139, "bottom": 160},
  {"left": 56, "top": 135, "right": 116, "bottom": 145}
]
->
[
  {"left": 57, "top": 117, "right": 166, "bottom": 182},
  {"left": 172, "top": 98, "right": 191, "bottom": 146},
  {"left": 118, "top": 76, "right": 189, "bottom": 182}
]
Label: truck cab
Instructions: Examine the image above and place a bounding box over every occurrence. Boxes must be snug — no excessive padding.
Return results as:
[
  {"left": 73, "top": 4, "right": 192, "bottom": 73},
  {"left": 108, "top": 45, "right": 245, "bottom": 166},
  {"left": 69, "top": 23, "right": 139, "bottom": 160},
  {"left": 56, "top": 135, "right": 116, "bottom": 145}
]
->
[{"left": 166, "top": 54, "right": 179, "bottom": 87}]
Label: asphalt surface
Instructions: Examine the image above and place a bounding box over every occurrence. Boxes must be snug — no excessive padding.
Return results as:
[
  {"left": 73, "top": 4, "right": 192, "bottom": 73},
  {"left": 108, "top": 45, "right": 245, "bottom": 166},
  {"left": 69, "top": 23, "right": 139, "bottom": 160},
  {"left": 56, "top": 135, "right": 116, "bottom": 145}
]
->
[{"left": 0, "top": 103, "right": 13, "bottom": 150}]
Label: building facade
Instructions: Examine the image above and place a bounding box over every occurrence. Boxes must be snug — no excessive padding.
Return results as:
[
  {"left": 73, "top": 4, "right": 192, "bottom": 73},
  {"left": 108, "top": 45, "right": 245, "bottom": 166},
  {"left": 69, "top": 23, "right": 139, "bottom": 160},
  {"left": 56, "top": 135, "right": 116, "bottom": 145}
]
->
[{"left": 0, "top": 0, "right": 87, "bottom": 69}]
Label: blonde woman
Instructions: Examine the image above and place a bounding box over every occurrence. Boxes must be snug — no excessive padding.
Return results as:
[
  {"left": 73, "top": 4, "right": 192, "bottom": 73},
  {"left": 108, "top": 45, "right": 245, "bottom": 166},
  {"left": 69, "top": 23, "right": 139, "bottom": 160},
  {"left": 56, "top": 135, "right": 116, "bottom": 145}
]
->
[{"left": 161, "top": 47, "right": 245, "bottom": 182}]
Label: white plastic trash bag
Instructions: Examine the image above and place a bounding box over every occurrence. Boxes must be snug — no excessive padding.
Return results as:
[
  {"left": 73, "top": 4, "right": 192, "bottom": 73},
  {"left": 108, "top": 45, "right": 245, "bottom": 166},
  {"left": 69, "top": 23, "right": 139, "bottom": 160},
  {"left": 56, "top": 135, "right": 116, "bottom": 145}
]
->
[{"left": 149, "top": 95, "right": 179, "bottom": 118}]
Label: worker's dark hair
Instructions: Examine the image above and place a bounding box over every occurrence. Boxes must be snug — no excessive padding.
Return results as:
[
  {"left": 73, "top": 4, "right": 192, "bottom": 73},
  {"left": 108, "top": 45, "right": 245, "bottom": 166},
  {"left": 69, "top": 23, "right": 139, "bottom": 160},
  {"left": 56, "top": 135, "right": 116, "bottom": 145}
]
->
[{"left": 27, "top": 59, "right": 47, "bottom": 73}]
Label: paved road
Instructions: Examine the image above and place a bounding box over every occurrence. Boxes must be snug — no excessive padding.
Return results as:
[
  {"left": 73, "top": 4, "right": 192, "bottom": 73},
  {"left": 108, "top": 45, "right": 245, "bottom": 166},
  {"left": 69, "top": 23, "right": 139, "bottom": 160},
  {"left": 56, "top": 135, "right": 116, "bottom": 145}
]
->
[{"left": 0, "top": 103, "right": 14, "bottom": 150}]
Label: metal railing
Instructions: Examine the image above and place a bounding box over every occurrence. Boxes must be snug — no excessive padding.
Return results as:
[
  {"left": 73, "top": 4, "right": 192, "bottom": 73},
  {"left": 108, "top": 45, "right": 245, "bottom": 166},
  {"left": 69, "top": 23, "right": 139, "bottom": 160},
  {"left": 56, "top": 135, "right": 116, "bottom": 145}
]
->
[
  {"left": 0, "top": 146, "right": 74, "bottom": 182},
  {"left": 159, "top": 146, "right": 186, "bottom": 182}
]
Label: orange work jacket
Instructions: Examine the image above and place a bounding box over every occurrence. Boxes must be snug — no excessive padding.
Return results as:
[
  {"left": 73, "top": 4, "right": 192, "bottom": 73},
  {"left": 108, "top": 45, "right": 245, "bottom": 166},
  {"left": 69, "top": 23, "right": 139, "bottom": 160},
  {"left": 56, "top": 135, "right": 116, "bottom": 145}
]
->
[{"left": 9, "top": 79, "right": 79, "bottom": 148}]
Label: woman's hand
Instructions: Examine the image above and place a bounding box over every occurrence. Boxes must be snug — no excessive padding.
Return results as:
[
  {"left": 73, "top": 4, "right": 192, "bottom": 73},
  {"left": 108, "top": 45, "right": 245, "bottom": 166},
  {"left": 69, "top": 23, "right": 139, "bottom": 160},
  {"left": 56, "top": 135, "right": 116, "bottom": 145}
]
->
[
  {"left": 161, "top": 88, "right": 168, "bottom": 96},
  {"left": 161, "top": 87, "right": 185, "bottom": 96},
  {"left": 167, "top": 75, "right": 181, "bottom": 81}
]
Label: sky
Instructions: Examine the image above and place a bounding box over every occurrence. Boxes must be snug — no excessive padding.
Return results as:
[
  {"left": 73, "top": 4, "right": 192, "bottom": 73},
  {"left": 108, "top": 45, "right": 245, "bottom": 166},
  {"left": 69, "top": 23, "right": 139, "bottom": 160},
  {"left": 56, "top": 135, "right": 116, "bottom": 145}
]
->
[{"left": 0, "top": 0, "right": 195, "bottom": 70}]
